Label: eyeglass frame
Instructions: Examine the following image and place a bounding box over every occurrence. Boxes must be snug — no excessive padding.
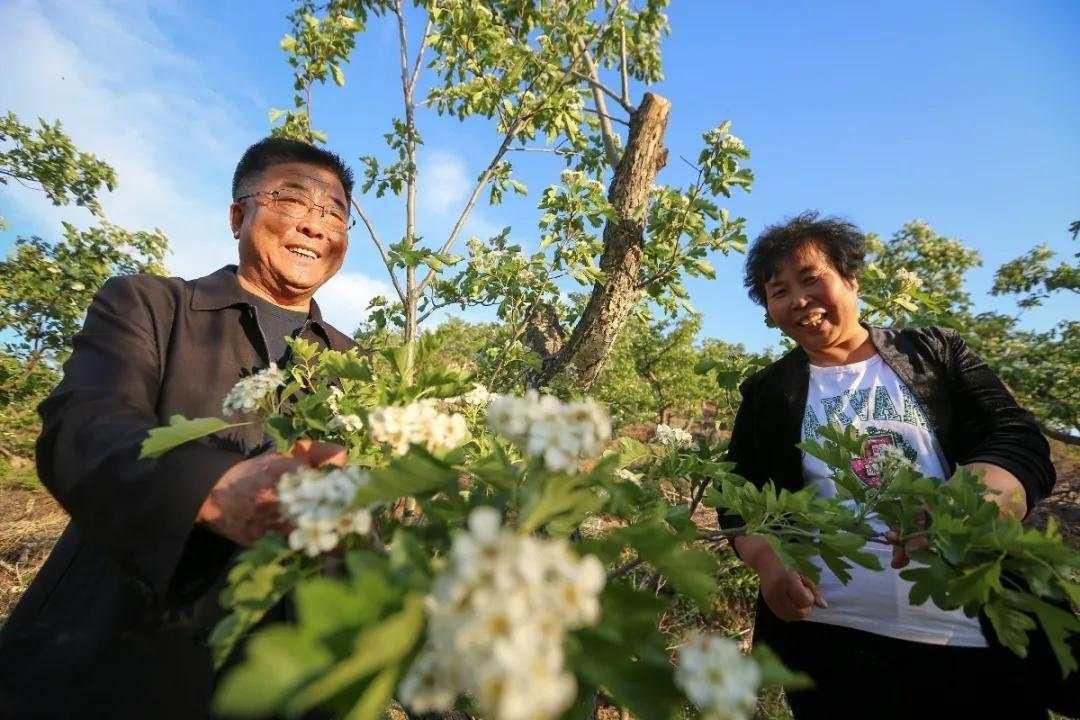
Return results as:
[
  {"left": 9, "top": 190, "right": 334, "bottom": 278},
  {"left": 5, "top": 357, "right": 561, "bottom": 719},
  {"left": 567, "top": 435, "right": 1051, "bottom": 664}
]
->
[{"left": 234, "top": 188, "right": 356, "bottom": 232}]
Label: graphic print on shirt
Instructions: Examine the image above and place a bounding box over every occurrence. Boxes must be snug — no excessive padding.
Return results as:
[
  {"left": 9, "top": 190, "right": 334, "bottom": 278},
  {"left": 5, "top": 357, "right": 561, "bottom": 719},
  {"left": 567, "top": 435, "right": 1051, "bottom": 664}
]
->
[{"left": 802, "top": 384, "right": 928, "bottom": 487}]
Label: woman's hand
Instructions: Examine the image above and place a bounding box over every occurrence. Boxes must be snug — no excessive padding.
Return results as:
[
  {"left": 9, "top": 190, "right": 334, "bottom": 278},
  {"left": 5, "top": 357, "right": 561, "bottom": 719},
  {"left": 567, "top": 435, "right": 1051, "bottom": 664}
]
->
[
  {"left": 889, "top": 463, "right": 1027, "bottom": 569},
  {"left": 734, "top": 534, "right": 827, "bottom": 621}
]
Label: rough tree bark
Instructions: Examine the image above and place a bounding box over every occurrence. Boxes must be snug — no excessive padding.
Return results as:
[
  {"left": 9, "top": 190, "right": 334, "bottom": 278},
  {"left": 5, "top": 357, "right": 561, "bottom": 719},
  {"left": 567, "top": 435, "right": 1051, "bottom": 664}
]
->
[{"left": 528, "top": 92, "right": 671, "bottom": 389}]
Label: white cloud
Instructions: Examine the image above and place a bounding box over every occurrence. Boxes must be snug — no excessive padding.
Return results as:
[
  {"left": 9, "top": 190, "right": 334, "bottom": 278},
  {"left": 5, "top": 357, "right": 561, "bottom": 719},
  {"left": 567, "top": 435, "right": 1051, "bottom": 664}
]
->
[
  {"left": 419, "top": 149, "right": 469, "bottom": 215},
  {"left": 0, "top": 0, "right": 386, "bottom": 296},
  {"left": 313, "top": 270, "right": 392, "bottom": 334}
]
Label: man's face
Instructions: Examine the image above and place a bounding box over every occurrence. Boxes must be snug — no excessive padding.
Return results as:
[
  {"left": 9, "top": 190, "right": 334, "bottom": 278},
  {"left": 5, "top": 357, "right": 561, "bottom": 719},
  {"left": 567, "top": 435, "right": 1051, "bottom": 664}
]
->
[
  {"left": 231, "top": 162, "right": 349, "bottom": 303},
  {"left": 764, "top": 241, "right": 861, "bottom": 355}
]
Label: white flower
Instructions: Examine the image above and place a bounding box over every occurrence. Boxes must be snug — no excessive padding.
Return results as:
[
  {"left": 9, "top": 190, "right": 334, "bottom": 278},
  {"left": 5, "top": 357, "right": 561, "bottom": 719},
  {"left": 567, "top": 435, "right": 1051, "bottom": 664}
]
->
[
  {"left": 277, "top": 465, "right": 374, "bottom": 556},
  {"left": 368, "top": 400, "right": 469, "bottom": 455},
  {"left": 328, "top": 413, "right": 364, "bottom": 434},
  {"left": 486, "top": 392, "right": 611, "bottom": 473},
  {"left": 897, "top": 268, "right": 923, "bottom": 293},
  {"left": 402, "top": 506, "right": 605, "bottom": 720},
  {"left": 399, "top": 651, "right": 459, "bottom": 712},
  {"left": 656, "top": 423, "right": 694, "bottom": 450},
  {"left": 462, "top": 383, "right": 493, "bottom": 407},
  {"left": 869, "top": 444, "right": 915, "bottom": 478},
  {"left": 221, "top": 363, "right": 286, "bottom": 416},
  {"left": 675, "top": 632, "right": 761, "bottom": 720},
  {"left": 288, "top": 516, "right": 340, "bottom": 557}
]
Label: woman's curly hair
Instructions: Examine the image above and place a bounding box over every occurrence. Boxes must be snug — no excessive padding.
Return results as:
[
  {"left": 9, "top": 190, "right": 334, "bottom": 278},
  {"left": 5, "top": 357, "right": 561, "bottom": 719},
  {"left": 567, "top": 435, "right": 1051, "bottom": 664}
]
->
[{"left": 744, "top": 211, "right": 867, "bottom": 306}]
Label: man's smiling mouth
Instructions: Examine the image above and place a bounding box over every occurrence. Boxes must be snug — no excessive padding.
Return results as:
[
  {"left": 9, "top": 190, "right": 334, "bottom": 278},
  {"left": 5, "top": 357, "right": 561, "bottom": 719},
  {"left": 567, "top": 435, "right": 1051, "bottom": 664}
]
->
[{"left": 286, "top": 245, "right": 320, "bottom": 260}]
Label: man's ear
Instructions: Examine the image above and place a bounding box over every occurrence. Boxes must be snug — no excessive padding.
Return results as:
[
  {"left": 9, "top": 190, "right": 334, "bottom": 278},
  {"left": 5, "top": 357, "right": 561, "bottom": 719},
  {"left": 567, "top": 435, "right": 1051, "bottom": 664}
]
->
[{"left": 229, "top": 201, "right": 244, "bottom": 238}]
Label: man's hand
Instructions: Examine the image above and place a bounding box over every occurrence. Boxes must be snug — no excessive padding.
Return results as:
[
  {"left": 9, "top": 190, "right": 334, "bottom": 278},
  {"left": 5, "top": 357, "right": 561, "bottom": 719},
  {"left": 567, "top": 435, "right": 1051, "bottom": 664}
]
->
[
  {"left": 888, "top": 463, "right": 1027, "bottom": 569},
  {"left": 734, "top": 534, "right": 827, "bottom": 621},
  {"left": 196, "top": 439, "right": 348, "bottom": 547}
]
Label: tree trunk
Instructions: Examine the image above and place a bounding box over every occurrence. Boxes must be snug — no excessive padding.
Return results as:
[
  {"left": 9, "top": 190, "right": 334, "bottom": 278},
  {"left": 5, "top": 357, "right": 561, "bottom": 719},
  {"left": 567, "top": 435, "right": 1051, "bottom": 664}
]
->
[{"left": 531, "top": 92, "right": 671, "bottom": 389}]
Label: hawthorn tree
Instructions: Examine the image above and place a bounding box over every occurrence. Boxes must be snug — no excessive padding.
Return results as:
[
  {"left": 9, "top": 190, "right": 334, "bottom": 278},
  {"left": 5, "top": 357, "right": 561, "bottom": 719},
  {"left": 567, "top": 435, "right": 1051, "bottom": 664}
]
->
[
  {"left": 861, "top": 219, "right": 1079, "bottom": 443},
  {"left": 268, "top": 0, "right": 752, "bottom": 388},
  {"left": 0, "top": 112, "right": 168, "bottom": 462}
]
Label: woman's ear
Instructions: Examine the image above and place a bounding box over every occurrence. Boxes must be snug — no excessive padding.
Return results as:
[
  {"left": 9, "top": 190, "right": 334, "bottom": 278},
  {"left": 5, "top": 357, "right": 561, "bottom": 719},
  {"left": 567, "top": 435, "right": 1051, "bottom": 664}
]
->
[{"left": 229, "top": 201, "right": 244, "bottom": 239}]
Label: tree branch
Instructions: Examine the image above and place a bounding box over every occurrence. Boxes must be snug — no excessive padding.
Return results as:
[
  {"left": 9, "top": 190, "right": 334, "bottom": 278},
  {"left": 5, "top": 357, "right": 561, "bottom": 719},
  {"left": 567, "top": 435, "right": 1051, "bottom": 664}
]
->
[
  {"left": 351, "top": 198, "right": 405, "bottom": 303},
  {"left": 1041, "top": 423, "right": 1080, "bottom": 446},
  {"left": 409, "top": 16, "right": 433, "bottom": 95},
  {"left": 579, "top": 42, "right": 621, "bottom": 169},
  {"left": 619, "top": 0, "right": 630, "bottom": 105},
  {"left": 584, "top": 106, "right": 629, "bottom": 127},
  {"left": 569, "top": 69, "right": 635, "bottom": 114}
]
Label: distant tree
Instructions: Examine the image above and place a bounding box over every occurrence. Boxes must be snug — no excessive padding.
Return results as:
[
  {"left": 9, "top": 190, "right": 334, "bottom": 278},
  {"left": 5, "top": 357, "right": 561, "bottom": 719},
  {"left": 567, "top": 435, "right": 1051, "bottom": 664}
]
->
[
  {"left": 0, "top": 112, "right": 117, "bottom": 230},
  {"left": 865, "top": 219, "right": 1078, "bottom": 443},
  {"left": 0, "top": 112, "right": 169, "bottom": 398}
]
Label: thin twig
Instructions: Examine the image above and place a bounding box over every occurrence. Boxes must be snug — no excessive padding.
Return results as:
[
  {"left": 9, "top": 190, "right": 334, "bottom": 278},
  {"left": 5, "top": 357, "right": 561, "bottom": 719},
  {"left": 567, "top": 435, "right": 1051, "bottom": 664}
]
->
[
  {"left": 607, "top": 556, "right": 645, "bottom": 581},
  {"left": 619, "top": 0, "right": 630, "bottom": 105},
  {"left": 569, "top": 69, "right": 635, "bottom": 114},
  {"left": 409, "top": 16, "right": 433, "bottom": 94},
  {"left": 579, "top": 42, "right": 621, "bottom": 168},
  {"left": 351, "top": 198, "right": 405, "bottom": 302},
  {"left": 584, "top": 106, "right": 630, "bottom": 127}
]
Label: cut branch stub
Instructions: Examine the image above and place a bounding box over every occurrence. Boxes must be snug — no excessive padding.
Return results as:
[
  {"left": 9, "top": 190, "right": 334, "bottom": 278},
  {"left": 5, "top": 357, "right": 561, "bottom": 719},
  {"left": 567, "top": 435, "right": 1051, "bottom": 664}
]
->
[{"left": 533, "top": 92, "right": 671, "bottom": 389}]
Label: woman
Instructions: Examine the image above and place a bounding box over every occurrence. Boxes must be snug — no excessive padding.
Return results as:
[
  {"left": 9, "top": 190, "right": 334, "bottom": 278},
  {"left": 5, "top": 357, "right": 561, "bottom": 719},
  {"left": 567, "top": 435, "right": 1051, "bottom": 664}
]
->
[{"left": 723, "top": 212, "right": 1059, "bottom": 719}]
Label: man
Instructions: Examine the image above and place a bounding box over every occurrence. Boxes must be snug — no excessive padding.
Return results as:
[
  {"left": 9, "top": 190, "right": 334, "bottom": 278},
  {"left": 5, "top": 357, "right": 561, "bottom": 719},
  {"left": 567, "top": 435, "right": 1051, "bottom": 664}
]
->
[{"left": 0, "top": 137, "right": 358, "bottom": 718}]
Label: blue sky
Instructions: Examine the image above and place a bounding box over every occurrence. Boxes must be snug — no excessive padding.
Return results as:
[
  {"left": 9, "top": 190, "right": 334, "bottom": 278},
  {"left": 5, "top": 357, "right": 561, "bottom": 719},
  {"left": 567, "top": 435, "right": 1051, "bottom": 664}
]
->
[{"left": 1, "top": 0, "right": 1076, "bottom": 353}]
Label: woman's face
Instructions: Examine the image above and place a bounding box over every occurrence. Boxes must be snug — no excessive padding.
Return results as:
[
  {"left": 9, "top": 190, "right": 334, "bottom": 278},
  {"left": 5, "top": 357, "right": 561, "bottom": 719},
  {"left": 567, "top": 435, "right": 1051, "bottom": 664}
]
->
[{"left": 764, "top": 241, "right": 862, "bottom": 356}]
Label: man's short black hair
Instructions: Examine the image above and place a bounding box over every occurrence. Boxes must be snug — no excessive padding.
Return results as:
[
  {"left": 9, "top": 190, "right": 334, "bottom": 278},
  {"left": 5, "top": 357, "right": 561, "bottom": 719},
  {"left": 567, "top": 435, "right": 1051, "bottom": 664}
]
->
[
  {"left": 232, "top": 136, "right": 354, "bottom": 203},
  {"left": 744, "top": 211, "right": 866, "bottom": 306}
]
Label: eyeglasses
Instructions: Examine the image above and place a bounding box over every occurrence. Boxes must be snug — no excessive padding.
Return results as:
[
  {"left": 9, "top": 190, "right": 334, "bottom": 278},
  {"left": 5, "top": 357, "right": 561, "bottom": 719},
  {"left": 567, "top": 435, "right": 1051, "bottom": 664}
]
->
[{"left": 236, "top": 188, "right": 355, "bottom": 232}]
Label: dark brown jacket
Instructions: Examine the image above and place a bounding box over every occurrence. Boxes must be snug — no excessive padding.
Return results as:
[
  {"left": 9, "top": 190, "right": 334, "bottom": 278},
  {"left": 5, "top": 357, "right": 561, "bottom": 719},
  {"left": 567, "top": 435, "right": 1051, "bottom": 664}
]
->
[{"left": 0, "top": 266, "right": 354, "bottom": 719}]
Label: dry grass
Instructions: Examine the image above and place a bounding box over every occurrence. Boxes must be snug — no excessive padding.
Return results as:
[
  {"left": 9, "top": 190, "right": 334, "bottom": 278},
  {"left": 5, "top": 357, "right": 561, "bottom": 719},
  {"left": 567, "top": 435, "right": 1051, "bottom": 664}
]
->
[{"left": 0, "top": 485, "right": 67, "bottom": 623}]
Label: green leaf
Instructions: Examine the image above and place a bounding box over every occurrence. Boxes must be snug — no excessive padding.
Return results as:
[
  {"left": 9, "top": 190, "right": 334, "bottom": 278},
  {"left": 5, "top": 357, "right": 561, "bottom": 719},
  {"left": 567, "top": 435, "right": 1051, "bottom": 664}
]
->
[
  {"left": 689, "top": 257, "right": 716, "bottom": 279},
  {"left": 140, "top": 415, "right": 248, "bottom": 459},
  {"left": 344, "top": 664, "right": 400, "bottom": 720},
  {"left": 611, "top": 521, "right": 718, "bottom": 610},
  {"left": 358, "top": 447, "right": 460, "bottom": 505},
  {"left": 569, "top": 629, "right": 684, "bottom": 720},
  {"left": 213, "top": 627, "right": 334, "bottom": 717},
  {"left": 331, "top": 64, "right": 346, "bottom": 87},
  {"left": 753, "top": 644, "right": 813, "bottom": 690},
  {"left": 983, "top": 598, "right": 1037, "bottom": 659},
  {"left": 283, "top": 594, "right": 425, "bottom": 716}
]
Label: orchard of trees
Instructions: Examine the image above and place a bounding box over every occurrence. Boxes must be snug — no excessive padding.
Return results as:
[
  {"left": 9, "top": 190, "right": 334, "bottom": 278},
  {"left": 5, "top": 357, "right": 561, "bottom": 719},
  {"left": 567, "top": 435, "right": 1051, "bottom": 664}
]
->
[{"left": 1, "top": 1, "right": 1078, "bottom": 719}]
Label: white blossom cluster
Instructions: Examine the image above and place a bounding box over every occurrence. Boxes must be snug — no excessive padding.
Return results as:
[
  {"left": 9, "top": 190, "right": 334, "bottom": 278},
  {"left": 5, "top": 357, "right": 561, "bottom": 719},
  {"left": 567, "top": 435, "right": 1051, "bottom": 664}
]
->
[
  {"left": 323, "top": 387, "right": 365, "bottom": 434},
  {"left": 655, "top": 423, "right": 694, "bottom": 449},
  {"left": 675, "top": 632, "right": 761, "bottom": 720},
  {"left": 276, "top": 465, "right": 373, "bottom": 556},
  {"left": 367, "top": 400, "right": 469, "bottom": 455},
  {"left": 868, "top": 444, "right": 916, "bottom": 479},
  {"left": 400, "top": 507, "right": 605, "bottom": 720},
  {"left": 462, "top": 383, "right": 494, "bottom": 407},
  {"left": 896, "top": 268, "right": 923, "bottom": 294},
  {"left": 486, "top": 391, "right": 611, "bottom": 473},
  {"left": 221, "top": 363, "right": 286, "bottom": 416}
]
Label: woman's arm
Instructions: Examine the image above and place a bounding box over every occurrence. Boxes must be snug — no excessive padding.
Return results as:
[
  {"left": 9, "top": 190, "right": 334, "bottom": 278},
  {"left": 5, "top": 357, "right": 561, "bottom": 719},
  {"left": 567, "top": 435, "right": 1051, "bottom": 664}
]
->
[{"left": 940, "top": 327, "right": 1056, "bottom": 516}]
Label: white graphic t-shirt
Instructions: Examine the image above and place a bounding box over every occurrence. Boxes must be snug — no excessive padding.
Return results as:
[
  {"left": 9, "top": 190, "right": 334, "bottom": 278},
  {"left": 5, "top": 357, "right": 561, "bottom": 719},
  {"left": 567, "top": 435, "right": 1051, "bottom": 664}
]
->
[{"left": 800, "top": 354, "right": 987, "bottom": 647}]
